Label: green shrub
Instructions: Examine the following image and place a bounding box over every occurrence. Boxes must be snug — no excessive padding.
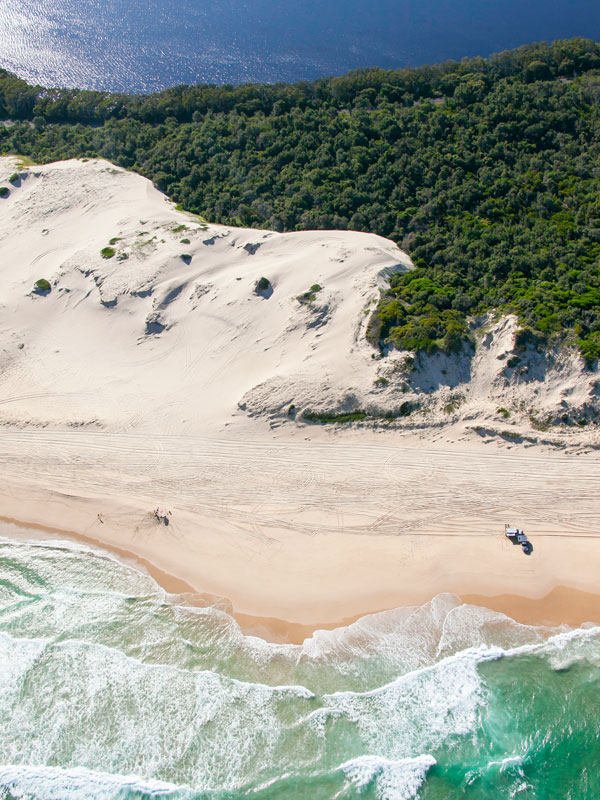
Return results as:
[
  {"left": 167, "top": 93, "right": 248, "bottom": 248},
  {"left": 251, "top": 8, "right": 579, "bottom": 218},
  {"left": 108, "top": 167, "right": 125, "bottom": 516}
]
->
[
  {"left": 117, "top": 252, "right": 129, "bottom": 261},
  {"left": 368, "top": 276, "right": 470, "bottom": 354},
  {"left": 0, "top": 187, "right": 9, "bottom": 198},
  {"left": 578, "top": 334, "right": 600, "bottom": 367},
  {"left": 8, "top": 173, "right": 18, "bottom": 184},
  {"left": 109, "top": 237, "right": 121, "bottom": 245},
  {"left": 381, "top": 401, "right": 416, "bottom": 419},
  {"left": 256, "top": 276, "right": 271, "bottom": 292},
  {"left": 501, "top": 430, "right": 522, "bottom": 440},
  {"left": 180, "top": 253, "right": 192, "bottom": 262},
  {"left": 180, "top": 237, "right": 190, "bottom": 244},
  {"left": 298, "top": 283, "right": 323, "bottom": 304},
  {"left": 100, "top": 246, "right": 115, "bottom": 258},
  {"left": 34, "top": 278, "right": 51, "bottom": 293},
  {"left": 497, "top": 407, "right": 510, "bottom": 418},
  {"left": 506, "top": 356, "right": 521, "bottom": 368},
  {"left": 529, "top": 414, "right": 551, "bottom": 431},
  {"left": 303, "top": 409, "right": 367, "bottom": 424},
  {"left": 514, "top": 328, "right": 543, "bottom": 352}
]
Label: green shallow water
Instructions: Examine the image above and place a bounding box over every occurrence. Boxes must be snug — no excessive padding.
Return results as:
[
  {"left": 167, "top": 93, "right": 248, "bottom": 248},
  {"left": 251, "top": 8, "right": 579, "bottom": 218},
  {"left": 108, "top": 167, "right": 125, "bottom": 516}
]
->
[
  {"left": 422, "top": 655, "right": 600, "bottom": 799},
  {"left": 0, "top": 525, "right": 599, "bottom": 800}
]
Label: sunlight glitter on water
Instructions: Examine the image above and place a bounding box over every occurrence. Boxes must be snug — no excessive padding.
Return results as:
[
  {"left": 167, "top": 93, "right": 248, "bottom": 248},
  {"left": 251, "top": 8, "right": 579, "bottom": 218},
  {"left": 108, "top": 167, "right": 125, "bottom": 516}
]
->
[{"left": 1, "top": 0, "right": 598, "bottom": 92}]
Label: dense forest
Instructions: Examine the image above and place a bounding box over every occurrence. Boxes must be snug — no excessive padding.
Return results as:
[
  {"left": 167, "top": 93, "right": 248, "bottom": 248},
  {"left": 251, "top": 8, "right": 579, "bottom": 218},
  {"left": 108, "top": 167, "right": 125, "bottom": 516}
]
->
[{"left": 2, "top": 38, "right": 600, "bottom": 360}]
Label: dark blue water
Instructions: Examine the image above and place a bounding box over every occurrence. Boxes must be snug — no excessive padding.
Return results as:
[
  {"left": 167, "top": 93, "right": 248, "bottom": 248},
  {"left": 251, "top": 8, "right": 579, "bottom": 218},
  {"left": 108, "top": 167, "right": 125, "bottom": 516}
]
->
[{"left": 0, "top": 0, "right": 598, "bottom": 92}]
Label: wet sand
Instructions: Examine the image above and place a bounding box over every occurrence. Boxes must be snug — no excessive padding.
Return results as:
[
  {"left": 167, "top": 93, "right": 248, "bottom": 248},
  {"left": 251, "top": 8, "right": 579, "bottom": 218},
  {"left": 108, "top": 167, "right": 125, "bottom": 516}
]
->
[{"left": 3, "top": 504, "right": 599, "bottom": 644}]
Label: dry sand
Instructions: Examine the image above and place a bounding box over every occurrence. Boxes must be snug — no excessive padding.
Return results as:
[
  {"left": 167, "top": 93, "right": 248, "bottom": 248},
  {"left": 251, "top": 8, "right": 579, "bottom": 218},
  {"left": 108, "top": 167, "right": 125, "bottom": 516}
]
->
[{"left": 1, "top": 156, "right": 599, "bottom": 641}]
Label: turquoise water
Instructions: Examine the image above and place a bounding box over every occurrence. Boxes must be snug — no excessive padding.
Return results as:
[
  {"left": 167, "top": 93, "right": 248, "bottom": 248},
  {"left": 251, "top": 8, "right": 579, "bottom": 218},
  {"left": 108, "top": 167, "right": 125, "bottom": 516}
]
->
[{"left": 0, "top": 525, "right": 599, "bottom": 799}]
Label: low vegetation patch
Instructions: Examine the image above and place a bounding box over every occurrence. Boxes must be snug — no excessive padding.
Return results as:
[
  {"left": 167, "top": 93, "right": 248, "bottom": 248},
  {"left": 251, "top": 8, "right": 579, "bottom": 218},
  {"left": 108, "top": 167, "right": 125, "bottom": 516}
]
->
[
  {"left": 303, "top": 409, "right": 367, "bottom": 424},
  {"left": 497, "top": 407, "right": 510, "bottom": 418},
  {"left": 297, "top": 284, "right": 323, "bottom": 304},
  {"left": 8, "top": 173, "right": 18, "bottom": 183},
  {"left": 9, "top": 155, "right": 35, "bottom": 167},
  {"left": 255, "top": 276, "right": 272, "bottom": 294},
  {"left": 367, "top": 270, "right": 471, "bottom": 354},
  {"left": 34, "top": 278, "right": 51, "bottom": 293},
  {"left": 301, "top": 401, "right": 417, "bottom": 424},
  {"left": 0, "top": 186, "right": 9, "bottom": 198},
  {"left": 529, "top": 414, "right": 551, "bottom": 431},
  {"left": 501, "top": 430, "right": 522, "bottom": 441},
  {"left": 444, "top": 396, "right": 464, "bottom": 414},
  {"left": 100, "top": 246, "right": 115, "bottom": 258}
]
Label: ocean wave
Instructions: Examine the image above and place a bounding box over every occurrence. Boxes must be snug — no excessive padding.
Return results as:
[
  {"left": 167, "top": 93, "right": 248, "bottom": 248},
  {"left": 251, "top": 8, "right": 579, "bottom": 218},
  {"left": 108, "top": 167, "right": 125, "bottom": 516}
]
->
[
  {"left": 0, "top": 629, "right": 318, "bottom": 790},
  {"left": 7, "top": 625, "right": 585, "bottom": 791},
  {"left": 0, "top": 763, "right": 189, "bottom": 800},
  {"left": 1, "top": 533, "right": 600, "bottom": 797},
  {"left": 339, "top": 755, "right": 436, "bottom": 800},
  {"left": 0, "top": 630, "right": 480, "bottom": 791},
  {"left": 501, "top": 622, "right": 600, "bottom": 669},
  {"left": 0, "top": 532, "right": 567, "bottom": 695}
]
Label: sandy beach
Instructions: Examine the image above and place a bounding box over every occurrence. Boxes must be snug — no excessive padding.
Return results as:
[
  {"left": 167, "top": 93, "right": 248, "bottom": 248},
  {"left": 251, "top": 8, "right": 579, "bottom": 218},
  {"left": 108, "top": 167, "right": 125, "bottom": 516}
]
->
[
  {"left": 1, "top": 156, "right": 599, "bottom": 642},
  {"left": 2, "top": 427, "right": 600, "bottom": 641}
]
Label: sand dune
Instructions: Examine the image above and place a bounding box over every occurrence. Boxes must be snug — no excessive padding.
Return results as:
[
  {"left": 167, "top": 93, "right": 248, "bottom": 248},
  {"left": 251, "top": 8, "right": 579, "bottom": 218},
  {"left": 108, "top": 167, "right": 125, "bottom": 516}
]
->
[
  {"left": 0, "top": 157, "right": 409, "bottom": 433},
  {"left": 1, "top": 156, "right": 599, "bottom": 638}
]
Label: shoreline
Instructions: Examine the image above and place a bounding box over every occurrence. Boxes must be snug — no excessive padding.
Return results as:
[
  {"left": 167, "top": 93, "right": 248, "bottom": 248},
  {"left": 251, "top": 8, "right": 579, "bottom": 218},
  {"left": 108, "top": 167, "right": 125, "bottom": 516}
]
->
[
  {"left": 1, "top": 156, "right": 600, "bottom": 645},
  {"left": 2, "top": 426, "right": 600, "bottom": 645},
  {"left": 0, "top": 512, "right": 363, "bottom": 644},
  {"left": 3, "top": 507, "right": 600, "bottom": 644}
]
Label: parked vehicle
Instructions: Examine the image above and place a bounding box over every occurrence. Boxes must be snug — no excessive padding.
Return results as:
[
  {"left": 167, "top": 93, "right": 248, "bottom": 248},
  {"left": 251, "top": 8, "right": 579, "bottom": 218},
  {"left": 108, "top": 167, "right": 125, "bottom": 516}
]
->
[{"left": 505, "top": 525, "right": 534, "bottom": 555}]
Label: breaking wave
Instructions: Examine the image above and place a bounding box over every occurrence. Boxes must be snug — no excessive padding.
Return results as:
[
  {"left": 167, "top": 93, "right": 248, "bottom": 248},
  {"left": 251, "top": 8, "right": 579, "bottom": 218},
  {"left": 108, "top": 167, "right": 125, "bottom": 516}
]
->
[{"left": 1, "top": 528, "right": 599, "bottom": 799}]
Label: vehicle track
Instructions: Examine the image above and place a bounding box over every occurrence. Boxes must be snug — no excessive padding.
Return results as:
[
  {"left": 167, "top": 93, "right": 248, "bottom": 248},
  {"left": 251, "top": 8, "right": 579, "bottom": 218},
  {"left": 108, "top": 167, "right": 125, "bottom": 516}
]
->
[{"left": 1, "top": 429, "right": 599, "bottom": 542}]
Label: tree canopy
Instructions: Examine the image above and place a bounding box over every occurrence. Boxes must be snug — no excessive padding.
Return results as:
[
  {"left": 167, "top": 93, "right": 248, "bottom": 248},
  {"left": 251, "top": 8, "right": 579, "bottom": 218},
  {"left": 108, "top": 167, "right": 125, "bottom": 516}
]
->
[{"left": 2, "top": 37, "right": 600, "bottom": 359}]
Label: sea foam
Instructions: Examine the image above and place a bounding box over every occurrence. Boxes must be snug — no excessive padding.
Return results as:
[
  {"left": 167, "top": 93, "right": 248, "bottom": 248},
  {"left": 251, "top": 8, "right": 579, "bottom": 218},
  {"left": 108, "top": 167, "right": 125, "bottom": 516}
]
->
[
  {"left": 339, "top": 754, "right": 436, "bottom": 800},
  {"left": 1, "top": 533, "right": 599, "bottom": 798},
  {"left": 0, "top": 763, "right": 187, "bottom": 799}
]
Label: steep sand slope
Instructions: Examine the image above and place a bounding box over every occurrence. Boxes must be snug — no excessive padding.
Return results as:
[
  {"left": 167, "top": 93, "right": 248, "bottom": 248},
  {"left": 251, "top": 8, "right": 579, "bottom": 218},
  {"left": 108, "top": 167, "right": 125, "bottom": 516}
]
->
[{"left": 0, "top": 157, "right": 410, "bottom": 433}]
